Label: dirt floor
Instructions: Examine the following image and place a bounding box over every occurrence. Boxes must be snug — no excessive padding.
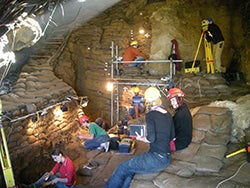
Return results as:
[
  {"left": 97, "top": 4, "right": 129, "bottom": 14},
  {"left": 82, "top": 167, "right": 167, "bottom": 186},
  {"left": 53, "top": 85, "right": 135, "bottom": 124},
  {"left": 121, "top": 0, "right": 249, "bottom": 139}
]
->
[
  {"left": 71, "top": 80, "right": 250, "bottom": 188},
  {"left": 72, "top": 134, "right": 250, "bottom": 188},
  {"left": 72, "top": 135, "right": 149, "bottom": 188},
  {"left": 17, "top": 79, "right": 250, "bottom": 188}
]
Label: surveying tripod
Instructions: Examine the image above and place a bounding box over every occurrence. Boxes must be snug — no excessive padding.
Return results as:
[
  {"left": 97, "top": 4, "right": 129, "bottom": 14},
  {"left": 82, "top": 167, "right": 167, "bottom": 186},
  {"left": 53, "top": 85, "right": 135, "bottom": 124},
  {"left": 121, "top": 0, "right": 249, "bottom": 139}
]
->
[
  {"left": 0, "top": 99, "right": 17, "bottom": 188},
  {"left": 191, "top": 19, "right": 214, "bottom": 74}
]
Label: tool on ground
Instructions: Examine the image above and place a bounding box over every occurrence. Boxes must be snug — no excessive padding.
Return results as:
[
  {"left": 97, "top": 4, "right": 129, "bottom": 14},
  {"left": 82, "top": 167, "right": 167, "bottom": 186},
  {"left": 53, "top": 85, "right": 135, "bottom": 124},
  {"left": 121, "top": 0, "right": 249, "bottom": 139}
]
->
[
  {"left": 226, "top": 142, "right": 250, "bottom": 162},
  {"left": 189, "top": 19, "right": 214, "bottom": 74},
  {"left": 83, "top": 161, "right": 99, "bottom": 170},
  {"left": 0, "top": 99, "right": 17, "bottom": 188}
]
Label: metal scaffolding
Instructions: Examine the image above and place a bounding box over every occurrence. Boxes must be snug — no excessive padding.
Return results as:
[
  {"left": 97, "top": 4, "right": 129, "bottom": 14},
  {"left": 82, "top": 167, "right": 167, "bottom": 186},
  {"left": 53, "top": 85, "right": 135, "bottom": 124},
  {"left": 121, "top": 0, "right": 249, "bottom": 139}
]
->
[{"left": 109, "top": 41, "right": 182, "bottom": 126}]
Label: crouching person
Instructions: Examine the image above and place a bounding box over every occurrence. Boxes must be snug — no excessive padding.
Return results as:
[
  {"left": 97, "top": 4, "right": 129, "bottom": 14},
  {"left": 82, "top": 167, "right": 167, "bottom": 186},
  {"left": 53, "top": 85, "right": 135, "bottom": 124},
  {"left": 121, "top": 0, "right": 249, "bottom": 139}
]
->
[
  {"left": 105, "top": 87, "right": 175, "bottom": 188},
  {"left": 78, "top": 115, "right": 110, "bottom": 152},
  {"left": 29, "top": 149, "right": 76, "bottom": 188}
]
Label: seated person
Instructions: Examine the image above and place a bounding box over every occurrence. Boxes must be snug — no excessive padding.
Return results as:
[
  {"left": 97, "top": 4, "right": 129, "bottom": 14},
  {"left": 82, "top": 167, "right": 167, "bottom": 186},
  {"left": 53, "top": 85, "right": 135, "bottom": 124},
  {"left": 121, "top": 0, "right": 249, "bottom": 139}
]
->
[
  {"left": 29, "top": 148, "right": 76, "bottom": 188},
  {"left": 123, "top": 40, "right": 147, "bottom": 67},
  {"left": 167, "top": 87, "right": 193, "bottom": 151},
  {"left": 105, "top": 86, "right": 174, "bottom": 188},
  {"left": 78, "top": 115, "right": 110, "bottom": 152},
  {"left": 128, "top": 86, "right": 145, "bottom": 120}
]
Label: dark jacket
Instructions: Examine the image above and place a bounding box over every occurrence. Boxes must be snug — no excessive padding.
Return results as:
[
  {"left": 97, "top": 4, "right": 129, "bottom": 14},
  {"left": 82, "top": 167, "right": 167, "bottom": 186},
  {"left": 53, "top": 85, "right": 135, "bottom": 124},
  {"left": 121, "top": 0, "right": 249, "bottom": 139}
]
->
[
  {"left": 173, "top": 103, "right": 193, "bottom": 150},
  {"left": 146, "top": 107, "right": 175, "bottom": 154},
  {"left": 207, "top": 23, "right": 224, "bottom": 44}
]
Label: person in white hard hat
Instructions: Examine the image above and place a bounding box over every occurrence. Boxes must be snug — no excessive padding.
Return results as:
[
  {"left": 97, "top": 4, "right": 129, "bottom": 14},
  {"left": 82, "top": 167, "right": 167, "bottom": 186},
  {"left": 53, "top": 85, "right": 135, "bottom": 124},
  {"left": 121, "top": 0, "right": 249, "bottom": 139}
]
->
[{"left": 105, "top": 87, "right": 175, "bottom": 188}]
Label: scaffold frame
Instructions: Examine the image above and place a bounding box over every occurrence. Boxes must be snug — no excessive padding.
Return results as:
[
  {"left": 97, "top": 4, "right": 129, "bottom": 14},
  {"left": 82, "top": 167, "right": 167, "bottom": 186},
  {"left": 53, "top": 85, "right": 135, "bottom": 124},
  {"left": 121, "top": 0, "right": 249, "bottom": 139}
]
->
[{"left": 109, "top": 41, "right": 183, "bottom": 126}]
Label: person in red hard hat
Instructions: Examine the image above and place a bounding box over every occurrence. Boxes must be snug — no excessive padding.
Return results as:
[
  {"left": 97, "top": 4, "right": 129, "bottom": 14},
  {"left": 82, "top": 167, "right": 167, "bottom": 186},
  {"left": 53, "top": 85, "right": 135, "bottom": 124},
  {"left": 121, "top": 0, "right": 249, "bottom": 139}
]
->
[
  {"left": 78, "top": 115, "right": 110, "bottom": 152},
  {"left": 167, "top": 87, "right": 193, "bottom": 151}
]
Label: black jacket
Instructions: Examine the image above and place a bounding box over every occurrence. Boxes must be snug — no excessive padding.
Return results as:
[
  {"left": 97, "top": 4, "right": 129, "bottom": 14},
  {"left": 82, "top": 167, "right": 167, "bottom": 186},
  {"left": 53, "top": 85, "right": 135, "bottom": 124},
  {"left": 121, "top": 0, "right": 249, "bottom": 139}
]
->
[
  {"left": 207, "top": 23, "right": 224, "bottom": 44},
  {"left": 146, "top": 108, "right": 175, "bottom": 154},
  {"left": 173, "top": 103, "right": 193, "bottom": 150}
]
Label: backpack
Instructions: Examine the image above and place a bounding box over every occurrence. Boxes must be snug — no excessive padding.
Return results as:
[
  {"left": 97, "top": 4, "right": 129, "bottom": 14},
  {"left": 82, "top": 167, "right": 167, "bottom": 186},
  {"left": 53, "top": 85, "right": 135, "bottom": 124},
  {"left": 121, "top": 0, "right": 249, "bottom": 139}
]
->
[{"left": 109, "top": 137, "right": 121, "bottom": 150}]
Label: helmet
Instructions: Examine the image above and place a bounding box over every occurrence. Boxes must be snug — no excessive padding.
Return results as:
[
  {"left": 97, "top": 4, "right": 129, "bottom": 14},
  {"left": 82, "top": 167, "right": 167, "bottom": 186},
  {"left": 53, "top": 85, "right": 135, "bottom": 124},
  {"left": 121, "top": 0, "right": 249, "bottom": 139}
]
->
[
  {"left": 167, "top": 88, "right": 185, "bottom": 109},
  {"left": 206, "top": 17, "right": 213, "bottom": 23},
  {"left": 79, "top": 115, "right": 89, "bottom": 124},
  {"left": 144, "top": 87, "right": 161, "bottom": 102},
  {"left": 133, "top": 86, "right": 140, "bottom": 93},
  {"left": 130, "top": 40, "right": 138, "bottom": 46},
  {"left": 167, "top": 88, "right": 185, "bottom": 100}
]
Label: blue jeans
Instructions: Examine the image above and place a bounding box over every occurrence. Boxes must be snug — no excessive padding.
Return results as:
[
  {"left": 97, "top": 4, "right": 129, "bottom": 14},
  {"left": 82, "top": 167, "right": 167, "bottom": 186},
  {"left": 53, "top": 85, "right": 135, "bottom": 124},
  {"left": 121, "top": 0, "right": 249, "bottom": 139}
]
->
[
  {"left": 31, "top": 172, "right": 74, "bottom": 188},
  {"left": 104, "top": 152, "right": 170, "bottom": 188},
  {"left": 84, "top": 134, "right": 109, "bottom": 150},
  {"left": 129, "top": 104, "right": 145, "bottom": 119},
  {"left": 127, "top": 57, "right": 145, "bottom": 67}
]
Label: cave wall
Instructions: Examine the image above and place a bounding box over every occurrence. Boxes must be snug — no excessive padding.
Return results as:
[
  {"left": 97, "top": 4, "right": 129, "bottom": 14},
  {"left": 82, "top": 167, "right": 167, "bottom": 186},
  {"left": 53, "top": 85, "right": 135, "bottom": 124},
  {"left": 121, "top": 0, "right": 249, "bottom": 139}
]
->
[
  {"left": 0, "top": 42, "right": 83, "bottom": 185},
  {"left": 53, "top": 0, "right": 149, "bottom": 122},
  {"left": 4, "top": 101, "right": 81, "bottom": 182},
  {"left": 0, "top": 0, "right": 248, "bottom": 185},
  {"left": 53, "top": 0, "right": 249, "bottom": 123}
]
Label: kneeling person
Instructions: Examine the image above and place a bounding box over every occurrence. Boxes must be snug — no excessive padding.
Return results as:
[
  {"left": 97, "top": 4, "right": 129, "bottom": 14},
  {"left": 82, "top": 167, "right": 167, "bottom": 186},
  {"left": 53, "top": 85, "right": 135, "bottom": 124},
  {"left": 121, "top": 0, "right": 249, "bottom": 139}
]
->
[{"left": 78, "top": 115, "right": 110, "bottom": 151}]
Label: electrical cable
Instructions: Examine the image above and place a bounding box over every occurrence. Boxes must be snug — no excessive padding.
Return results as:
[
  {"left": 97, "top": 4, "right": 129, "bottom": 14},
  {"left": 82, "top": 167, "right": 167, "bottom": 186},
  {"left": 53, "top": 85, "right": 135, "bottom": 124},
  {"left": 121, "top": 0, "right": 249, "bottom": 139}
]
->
[
  {"left": 215, "top": 161, "right": 248, "bottom": 188},
  {"left": 42, "top": 0, "right": 60, "bottom": 36}
]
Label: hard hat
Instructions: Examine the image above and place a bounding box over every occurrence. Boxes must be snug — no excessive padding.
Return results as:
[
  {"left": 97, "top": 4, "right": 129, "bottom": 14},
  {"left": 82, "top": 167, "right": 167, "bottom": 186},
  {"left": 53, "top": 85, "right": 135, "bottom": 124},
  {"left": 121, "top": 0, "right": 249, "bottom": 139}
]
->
[
  {"left": 133, "top": 86, "right": 140, "bottom": 93},
  {"left": 130, "top": 40, "right": 138, "bottom": 46},
  {"left": 167, "top": 88, "right": 185, "bottom": 100},
  {"left": 144, "top": 87, "right": 161, "bottom": 102},
  {"left": 206, "top": 18, "right": 213, "bottom": 23},
  {"left": 79, "top": 115, "right": 89, "bottom": 124}
]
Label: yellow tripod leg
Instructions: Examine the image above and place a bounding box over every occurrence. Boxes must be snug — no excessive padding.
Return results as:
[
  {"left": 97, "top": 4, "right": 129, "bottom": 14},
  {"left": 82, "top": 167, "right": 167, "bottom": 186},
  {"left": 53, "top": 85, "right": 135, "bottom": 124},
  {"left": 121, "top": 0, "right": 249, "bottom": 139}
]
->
[
  {"left": 0, "top": 100, "right": 16, "bottom": 188},
  {"left": 210, "top": 62, "right": 215, "bottom": 74},
  {"left": 204, "top": 39, "right": 214, "bottom": 74},
  {"left": 191, "top": 31, "right": 204, "bottom": 73},
  {"left": 204, "top": 40, "right": 210, "bottom": 73}
]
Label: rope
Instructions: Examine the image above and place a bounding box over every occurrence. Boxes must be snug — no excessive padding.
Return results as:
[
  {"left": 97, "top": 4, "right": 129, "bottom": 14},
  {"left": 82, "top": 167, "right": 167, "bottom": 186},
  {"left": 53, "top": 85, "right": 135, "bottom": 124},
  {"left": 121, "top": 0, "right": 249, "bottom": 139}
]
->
[{"left": 215, "top": 161, "right": 248, "bottom": 188}]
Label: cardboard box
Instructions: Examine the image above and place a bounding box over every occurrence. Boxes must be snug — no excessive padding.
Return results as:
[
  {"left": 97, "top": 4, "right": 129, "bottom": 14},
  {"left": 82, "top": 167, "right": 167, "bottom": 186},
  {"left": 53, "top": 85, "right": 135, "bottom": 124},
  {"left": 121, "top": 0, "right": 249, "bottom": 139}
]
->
[
  {"left": 129, "top": 124, "right": 146, "bottom": 138},
  {"left": 185, "top": 61, "right": 200, "bottom": 73},
  {"left": 184, "top": 67, "right": 200, "bottom": 73}
]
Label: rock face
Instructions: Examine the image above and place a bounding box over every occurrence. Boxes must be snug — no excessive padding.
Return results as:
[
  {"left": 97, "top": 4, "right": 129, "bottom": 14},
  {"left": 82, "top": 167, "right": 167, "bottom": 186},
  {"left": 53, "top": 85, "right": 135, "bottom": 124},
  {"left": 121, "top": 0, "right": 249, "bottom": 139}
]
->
[
  {"left": 52, "top": 0, "right": 250, "bottom": 122},
  {"left": 0, "top": 28, "right": 82, "bottom": 185},
  {"left": 0, "top": 0, "right": 249, "bottom": 187},
  {"left": 71, "top": 105, "right": 249, "bottom": 188}
]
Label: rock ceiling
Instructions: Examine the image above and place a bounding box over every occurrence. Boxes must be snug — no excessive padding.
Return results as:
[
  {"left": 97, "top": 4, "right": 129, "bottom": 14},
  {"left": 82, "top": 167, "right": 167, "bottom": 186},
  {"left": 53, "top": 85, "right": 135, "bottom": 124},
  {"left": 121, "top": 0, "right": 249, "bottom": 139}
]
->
[{"left": 0, "top": 0, "right": 121, "bottom": 94}]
